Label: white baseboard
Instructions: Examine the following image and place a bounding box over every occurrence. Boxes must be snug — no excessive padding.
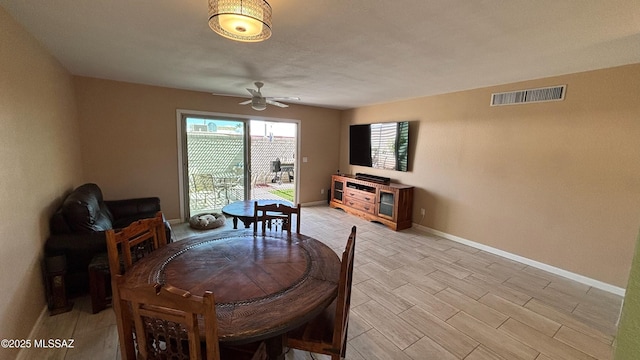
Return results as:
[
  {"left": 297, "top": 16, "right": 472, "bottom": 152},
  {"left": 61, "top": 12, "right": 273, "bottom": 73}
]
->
[
  {"left": 412, "top": 223, "right": 626, "bottom": 297},
  {"left": 16, "top": 305, "right": 48, "bottom": 360}
]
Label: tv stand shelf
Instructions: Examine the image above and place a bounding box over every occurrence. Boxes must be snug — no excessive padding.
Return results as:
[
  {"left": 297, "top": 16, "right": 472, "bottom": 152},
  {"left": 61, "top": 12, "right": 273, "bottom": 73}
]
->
[{"left": 330, "top": 174, "right": 414, "bottom": 231}]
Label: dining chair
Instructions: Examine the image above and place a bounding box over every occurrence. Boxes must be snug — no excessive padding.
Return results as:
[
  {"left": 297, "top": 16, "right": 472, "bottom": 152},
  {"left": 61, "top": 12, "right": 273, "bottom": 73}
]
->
[
  {"left": 106, "top": 211, "right": 168, "bottom": 276},
  {"left": 106, "top": 211, "right": 168, "bottom": 360},
  {"left": 115, "top": 276, "right": 268, "bottom": 360},
  {"left": 253, "top": 201, "right": 301, "bottom": 234},
  {"left": 284, "top": 226, "right": 356, "bottom": 360}
]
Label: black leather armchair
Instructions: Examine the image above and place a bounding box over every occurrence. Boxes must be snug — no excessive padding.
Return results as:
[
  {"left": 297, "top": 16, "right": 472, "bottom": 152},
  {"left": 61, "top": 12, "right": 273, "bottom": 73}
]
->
[{"left": 45, "top": 183, "right": 172, "bottom": 294}]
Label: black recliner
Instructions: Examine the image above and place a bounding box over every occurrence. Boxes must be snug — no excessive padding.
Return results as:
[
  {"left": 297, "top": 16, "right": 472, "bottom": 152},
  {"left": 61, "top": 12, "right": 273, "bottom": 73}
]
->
[{"left": 45, "top": 183, "right": 172, "bottom": 294}]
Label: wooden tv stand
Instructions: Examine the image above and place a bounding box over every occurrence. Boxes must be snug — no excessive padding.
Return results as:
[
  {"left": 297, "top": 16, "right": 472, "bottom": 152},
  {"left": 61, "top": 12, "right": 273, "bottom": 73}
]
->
[{"left": 330, "top": 174, "right": 414, "bottom": 231}]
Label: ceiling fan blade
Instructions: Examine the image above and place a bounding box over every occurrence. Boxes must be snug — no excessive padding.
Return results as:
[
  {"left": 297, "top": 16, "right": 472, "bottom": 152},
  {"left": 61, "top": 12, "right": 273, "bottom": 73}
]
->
[
  {"left": 212, "top": 92, "right": 248, "bottom": 98},
  {"left": 267, "top": 96, "right": 300, "bottom": 101},
  {"left": 266, "top": 100, "right": 289, "bottom": 108},
  {"left": 239, "top": 100, "right": 252, "bottom": 105},
  {"left": 247, "top": 88, "right": 260, "bottom": 97}
]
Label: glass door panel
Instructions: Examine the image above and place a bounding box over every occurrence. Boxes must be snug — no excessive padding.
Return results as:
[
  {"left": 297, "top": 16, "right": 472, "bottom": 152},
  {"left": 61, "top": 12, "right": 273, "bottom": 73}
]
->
[
  {"left": 185, "top": 117, "right": 246, "bottom": 216},
  {"left": 378, "top": 191, "right": 395, "bottom": 219},
  {"left": 249, "top": 120, "right": 297, "bottom": 203},
  {"left": 332, "top": 179, "right": 344, "bottom": 203}
]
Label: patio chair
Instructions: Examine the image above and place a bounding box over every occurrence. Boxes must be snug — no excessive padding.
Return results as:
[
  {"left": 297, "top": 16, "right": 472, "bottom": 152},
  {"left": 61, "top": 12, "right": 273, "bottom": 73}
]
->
[{"left": 191, "top": 174, "right": 217, "bottom": 209}]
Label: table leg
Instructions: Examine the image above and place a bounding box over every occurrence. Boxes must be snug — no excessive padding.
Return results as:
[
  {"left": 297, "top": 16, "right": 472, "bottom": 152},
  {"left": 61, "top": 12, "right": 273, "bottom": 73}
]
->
[
  {"left": 234, "top": 216, "right": 253, "bottom": 229},
  {"left": 232, "top": 216, "right": 238, "bottom": 229},
  {"left": 265, "top": 335, "right": 285, "bottom": 360}
]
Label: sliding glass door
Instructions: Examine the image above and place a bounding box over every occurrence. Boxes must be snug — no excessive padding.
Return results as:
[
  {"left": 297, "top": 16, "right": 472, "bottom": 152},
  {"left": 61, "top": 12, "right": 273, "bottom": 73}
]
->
[{"left": 180, "top": 114, "right": 298, "bottom": 220}]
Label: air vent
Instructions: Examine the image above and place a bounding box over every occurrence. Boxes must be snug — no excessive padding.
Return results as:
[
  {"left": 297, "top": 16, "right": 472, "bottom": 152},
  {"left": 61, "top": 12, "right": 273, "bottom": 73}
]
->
[{"left": 491, "top": 85, "right": 566, "bottom": 106}]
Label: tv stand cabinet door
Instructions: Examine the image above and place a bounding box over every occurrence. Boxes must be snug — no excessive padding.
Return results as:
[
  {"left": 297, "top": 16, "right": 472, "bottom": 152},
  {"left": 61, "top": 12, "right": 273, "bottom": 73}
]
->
[
  {"left": 377, "top": 189, "right": 398, "bottom": 221},
  {"left": 331, "top": 175, "right": 345, "bottom": 204}
]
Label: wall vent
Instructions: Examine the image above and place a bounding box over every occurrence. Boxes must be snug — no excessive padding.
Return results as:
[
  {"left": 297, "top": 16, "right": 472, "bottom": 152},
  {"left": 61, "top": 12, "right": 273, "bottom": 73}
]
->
[{"left": 491, "top": 85, "right": 566, "bottom": 106}]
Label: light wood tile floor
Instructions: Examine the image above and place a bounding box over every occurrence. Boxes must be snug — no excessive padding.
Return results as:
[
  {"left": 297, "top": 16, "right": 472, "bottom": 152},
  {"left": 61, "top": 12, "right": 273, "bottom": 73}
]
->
[{"left": 21, "top": 205, "right": 623, "bottom": 360}]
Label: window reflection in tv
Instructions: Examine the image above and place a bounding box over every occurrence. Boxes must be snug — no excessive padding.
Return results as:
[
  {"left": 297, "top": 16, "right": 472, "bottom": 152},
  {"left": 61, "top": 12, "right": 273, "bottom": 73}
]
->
[{"left": 349, "top": 121, "right": 409, "bottom": 172}]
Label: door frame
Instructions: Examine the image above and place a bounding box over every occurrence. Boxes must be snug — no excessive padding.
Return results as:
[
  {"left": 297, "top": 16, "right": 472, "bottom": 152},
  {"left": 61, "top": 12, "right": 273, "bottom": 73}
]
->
[{"left": 176, "top": 109, "right": 300, "bottom": 222}]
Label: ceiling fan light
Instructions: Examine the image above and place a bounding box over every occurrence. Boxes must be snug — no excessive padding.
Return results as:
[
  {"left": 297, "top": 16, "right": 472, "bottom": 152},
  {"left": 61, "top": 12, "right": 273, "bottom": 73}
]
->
[
  {"left": 218, "top": 14, "right": 263, "bottom": 37},
  {"left": 252, "top": 97, "right": 267, "bottom": 111},
  {"left": 208, "top": 0, "right": 272, "bottom": 42}
]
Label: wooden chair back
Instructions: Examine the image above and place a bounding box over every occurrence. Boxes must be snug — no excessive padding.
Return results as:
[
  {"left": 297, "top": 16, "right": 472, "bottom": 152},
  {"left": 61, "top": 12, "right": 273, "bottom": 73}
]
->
[
  {"left": 284, "top": 226, "right": 356, "bottom": 360},
  {"left": 253, "top": 202, "right": 301, "bottom": 234},
  {"left": 115, "top": 276, "right": 220, "bottom": 360},
  {"left": 332, "top": 225, "right": 356, "bottom": 357},
  {"left": 106, "top": 211, "right": 167, "bottom": 276}
]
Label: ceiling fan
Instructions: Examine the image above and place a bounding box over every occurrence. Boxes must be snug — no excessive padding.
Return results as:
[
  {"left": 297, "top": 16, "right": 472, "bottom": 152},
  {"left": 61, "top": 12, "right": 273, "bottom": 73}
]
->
[{"left": 239, "top": 82, "right": 300, "bottom": 111}]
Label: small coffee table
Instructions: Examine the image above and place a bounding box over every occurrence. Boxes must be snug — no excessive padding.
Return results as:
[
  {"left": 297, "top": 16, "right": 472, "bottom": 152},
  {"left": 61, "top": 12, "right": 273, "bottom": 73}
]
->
[{"left": 222, "top": 199, "right": 292, "bottom": 229}]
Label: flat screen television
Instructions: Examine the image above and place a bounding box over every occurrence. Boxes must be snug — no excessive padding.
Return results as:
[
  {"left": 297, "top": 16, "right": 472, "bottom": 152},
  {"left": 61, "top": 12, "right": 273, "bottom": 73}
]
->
[{"left": 349, "top": 121, "right": 409, "bottom": 172}]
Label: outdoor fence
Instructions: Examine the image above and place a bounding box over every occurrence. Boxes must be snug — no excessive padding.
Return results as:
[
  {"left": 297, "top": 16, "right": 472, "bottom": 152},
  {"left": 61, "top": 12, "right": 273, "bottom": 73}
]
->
[{"left": 187, "top": 132, "right": 296, "bottom": 213}]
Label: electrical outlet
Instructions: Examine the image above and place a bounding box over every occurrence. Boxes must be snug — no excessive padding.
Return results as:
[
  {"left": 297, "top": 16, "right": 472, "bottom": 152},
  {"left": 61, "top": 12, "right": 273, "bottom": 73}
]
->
[
  {"left": 320, "top": 188, "right": 324, "bottom": 195},
  {"left": 420, "top": 208, "right": 426, "bottom": 216}
]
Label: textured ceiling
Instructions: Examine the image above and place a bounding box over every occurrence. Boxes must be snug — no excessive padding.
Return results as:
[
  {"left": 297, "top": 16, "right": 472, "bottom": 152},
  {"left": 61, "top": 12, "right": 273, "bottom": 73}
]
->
[{"left": 2, "top": 0, "right": 639, "bottom": 109}]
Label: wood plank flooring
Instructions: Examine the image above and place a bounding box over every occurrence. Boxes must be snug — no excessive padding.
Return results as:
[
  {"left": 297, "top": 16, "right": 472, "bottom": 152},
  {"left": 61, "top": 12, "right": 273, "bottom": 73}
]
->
[{"left": 20, "top": 205, "right": 623, "bottom": 360}]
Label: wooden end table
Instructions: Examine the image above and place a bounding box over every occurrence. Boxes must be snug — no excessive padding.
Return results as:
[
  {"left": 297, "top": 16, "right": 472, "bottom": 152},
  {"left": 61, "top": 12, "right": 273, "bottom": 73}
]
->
[{"left": 222, "top": 199, "right": 292, "bottom": 229}]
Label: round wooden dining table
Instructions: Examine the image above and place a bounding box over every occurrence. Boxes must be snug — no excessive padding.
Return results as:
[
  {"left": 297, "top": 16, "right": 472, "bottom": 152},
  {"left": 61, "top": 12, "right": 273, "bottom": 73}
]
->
[{"left": 119, "top": 229, "right": 341, "bottom": 359}]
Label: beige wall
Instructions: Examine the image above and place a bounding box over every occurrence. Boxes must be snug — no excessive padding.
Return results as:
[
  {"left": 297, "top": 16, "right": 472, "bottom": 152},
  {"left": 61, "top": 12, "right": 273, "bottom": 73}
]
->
[
  {"left": 73, "top": 77, "right": 342, "bottom": 221},
  {"left": 341, "top": 64, "right": 640, "bottom": 287},
  {"left": 0, "top": 7, "right": 83, "bottom": 358}
]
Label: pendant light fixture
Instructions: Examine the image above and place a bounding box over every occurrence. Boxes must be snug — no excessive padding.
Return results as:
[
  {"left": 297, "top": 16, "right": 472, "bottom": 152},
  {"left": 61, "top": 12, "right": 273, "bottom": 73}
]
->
[{"left": 208, "top": 0, "right": 272, "bottom": 42}]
